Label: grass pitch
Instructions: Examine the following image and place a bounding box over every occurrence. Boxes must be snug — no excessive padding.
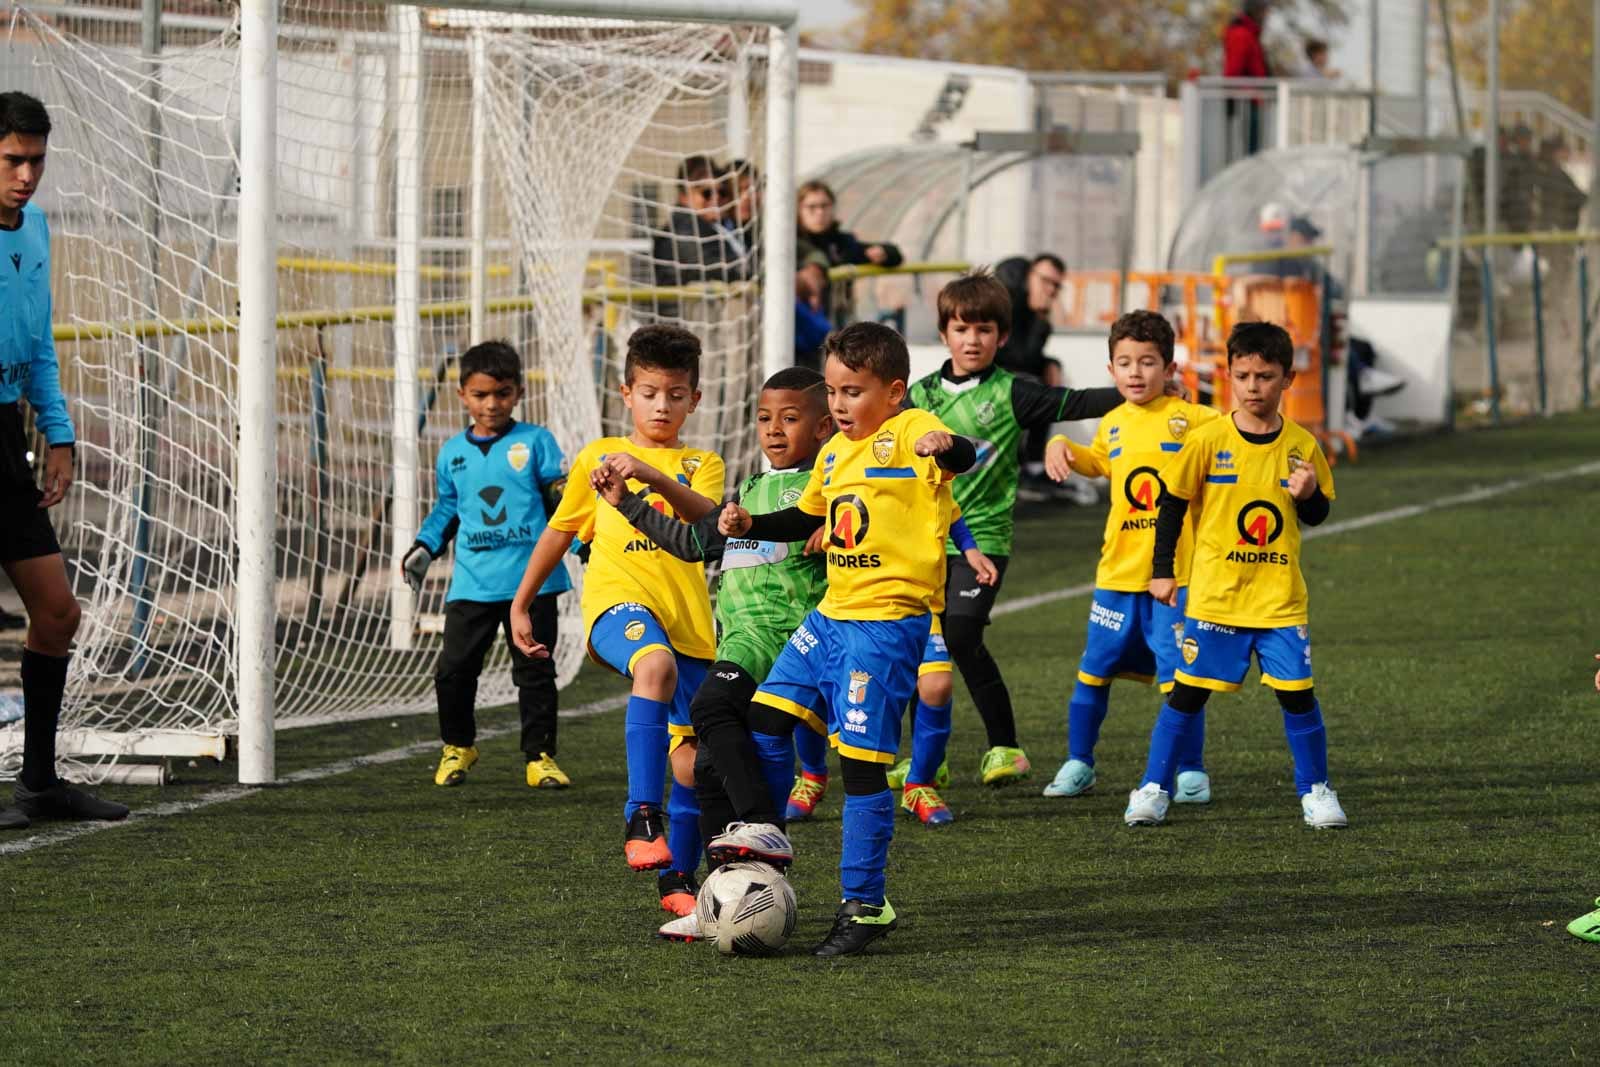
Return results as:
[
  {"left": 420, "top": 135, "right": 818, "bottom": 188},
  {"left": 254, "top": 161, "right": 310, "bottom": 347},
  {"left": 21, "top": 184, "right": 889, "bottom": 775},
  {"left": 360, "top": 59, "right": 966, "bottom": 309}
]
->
[{"left": 3, "top": 415, "right": 1598, "bottom": 1063}]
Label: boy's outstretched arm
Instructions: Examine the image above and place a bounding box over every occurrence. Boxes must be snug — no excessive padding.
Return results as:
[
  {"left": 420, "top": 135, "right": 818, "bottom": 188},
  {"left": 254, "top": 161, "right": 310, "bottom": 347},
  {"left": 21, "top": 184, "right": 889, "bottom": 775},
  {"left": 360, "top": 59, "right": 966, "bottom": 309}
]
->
[
  {"left": 914, "top": 431, "right": 978, "bottom": 473},
  {"left": 510, "top": 526, "right": 577, "bottom": 656},
  {"left": 611, "top": 489, "right": 724, "bottom": 565},
  {"left": 1148, "top": 490, "right": 1190, "bottom": 607},
  {"left": 595, "top": 453, "right": 718, "bottom": 521},
  {"left": 1010, "top": 378, "right": 1123, "bottom": 430}
]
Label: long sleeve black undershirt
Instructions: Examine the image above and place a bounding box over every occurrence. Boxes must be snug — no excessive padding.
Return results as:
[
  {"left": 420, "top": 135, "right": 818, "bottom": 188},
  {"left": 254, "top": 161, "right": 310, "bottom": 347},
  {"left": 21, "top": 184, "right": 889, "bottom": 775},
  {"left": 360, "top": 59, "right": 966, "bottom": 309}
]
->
[
  {"left": 1151, "top": 487, "right": 1331, "bottom": 580},
  {"left": 744, "top": 506, "right": 826, "bottom": 543},
  {"left": 615, "top": 491, "right": 724, "bottom": 564}
]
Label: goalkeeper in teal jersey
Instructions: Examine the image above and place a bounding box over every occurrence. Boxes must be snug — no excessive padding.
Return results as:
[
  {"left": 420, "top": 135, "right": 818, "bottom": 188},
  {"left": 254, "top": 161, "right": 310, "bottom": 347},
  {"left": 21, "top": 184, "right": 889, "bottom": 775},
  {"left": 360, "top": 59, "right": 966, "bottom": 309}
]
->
[{"left": 899, "top": 271, "right": 1125, "bottom": 786}]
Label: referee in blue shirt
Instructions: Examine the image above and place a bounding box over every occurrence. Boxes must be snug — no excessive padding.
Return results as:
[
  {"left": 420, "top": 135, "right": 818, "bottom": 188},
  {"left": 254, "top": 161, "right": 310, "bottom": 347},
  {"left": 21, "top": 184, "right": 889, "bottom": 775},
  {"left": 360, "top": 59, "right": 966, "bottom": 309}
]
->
[{"left": 1, "top": 92, "right": 126, "bottom": 829}]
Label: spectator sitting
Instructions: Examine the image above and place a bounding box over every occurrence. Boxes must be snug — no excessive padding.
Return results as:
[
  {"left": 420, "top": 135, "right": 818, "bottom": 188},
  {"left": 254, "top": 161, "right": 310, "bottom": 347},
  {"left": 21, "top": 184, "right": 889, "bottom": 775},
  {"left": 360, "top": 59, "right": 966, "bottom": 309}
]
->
[
  {"left": 1301, "top": 38, "right": 1341, "bottom": 80},
  {"left": 795, "top": 179, "right": 903, "bottom": 326},
  {"left": 994, "top": 253, "right": 1065, "bottom": 385},
  {"left": 994, "top": 253, "right": 1087, "bottom": 503},
  {"left": 794, "top": 261, "right": 833, "bottom": 364},
  {"left": 652, "top": 155, "right": 747, "bottom": 287}
]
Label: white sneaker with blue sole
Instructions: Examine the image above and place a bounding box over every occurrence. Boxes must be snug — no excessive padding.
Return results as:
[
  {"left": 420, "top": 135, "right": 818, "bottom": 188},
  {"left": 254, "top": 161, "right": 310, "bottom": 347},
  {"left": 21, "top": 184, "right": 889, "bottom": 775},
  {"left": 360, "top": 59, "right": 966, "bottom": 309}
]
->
[{"left": 1123, "top": 782, "right": 1170, "bottom": 826}]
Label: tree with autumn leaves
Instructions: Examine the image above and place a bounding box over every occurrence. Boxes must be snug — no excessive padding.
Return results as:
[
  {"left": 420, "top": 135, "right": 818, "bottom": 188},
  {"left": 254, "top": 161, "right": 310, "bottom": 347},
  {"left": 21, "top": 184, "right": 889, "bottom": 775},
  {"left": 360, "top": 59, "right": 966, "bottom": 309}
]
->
[{"left": 833, "top": 0, "right": 1349, "bottom": 85}]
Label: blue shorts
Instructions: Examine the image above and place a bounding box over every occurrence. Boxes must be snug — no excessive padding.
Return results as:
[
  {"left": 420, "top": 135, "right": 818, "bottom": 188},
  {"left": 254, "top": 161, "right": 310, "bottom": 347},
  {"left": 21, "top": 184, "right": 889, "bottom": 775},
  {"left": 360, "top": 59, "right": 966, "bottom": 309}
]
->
[
  {"left": 1173, "top": 617, "right": 1314, "bottom": 693},
  {"left": 920, "top": 616, "right": 952, "bottom": 677},
  {"left": 588, "top": 602, "right": 709, "bottom": 742},
  {"left": 753, "top": 610, "right": 931, "bottom": 765},
  {"left": 1077, "top": 587, "right": 1189, "bottom": 691}
]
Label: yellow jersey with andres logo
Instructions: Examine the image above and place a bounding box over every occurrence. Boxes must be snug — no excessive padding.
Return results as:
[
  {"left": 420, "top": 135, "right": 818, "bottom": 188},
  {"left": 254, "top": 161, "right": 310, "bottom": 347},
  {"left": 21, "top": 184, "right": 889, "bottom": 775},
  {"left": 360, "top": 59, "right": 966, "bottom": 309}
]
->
[
  {"left": 548, "top": 436, "right": 724, "bottom": 660},
  {"left": 799, "top": 407, "right": 955, "bottom": 622},
  {"left": 1159, "top": 414, "right": 1335, "bottom": 628},
  {"left": 1068, "top": 395, "right": 1220, "bottom": 592}
]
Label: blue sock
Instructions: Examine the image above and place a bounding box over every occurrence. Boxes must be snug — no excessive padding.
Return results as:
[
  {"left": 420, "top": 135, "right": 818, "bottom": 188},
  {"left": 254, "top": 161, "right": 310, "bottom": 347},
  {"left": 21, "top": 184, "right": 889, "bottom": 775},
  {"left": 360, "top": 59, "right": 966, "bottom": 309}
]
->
[
  {"left": 908, "top": 699, "right": 951, "bottom": 784},
  {"left": 622, "top": 695, "right": 671, "bottom": 820},
  {"left": 667, "top": 780, "right": 701, "bottom": 873},
  {"left": 1282, "top": 702, "right": 1329, "bottom": 796},
  {"left": 1066, "top": 681, "right": 1111, "bottom": 765},
  {"left": 795, "top": 724, "right": 829, "bottom": 779},
  {"left": 840, "top": 789, "right": 895, "bottom": 905},
  {"left": 1176, "top": 707, "right": 1208, "bottom": 776},
  {"left": 752, "top": 731, "right": 797, "bottom": 818},
  {"left": 1140, "top": 705, "right": 1202, "bottom": 794}
]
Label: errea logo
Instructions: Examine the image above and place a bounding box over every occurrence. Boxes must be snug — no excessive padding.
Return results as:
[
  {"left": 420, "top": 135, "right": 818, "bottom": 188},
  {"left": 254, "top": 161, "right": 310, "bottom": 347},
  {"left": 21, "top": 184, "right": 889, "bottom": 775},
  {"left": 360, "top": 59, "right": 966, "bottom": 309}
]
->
[{"left": 1214, "top": 449, "right": 1236, "bottom": 471}]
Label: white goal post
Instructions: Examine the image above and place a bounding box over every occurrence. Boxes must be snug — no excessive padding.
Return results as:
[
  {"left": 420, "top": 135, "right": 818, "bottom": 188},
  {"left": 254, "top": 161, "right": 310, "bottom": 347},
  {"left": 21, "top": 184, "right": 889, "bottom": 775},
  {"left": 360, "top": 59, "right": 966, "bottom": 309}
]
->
[{"left": 234, "top": 0, "right": 797, "bottom": 783}]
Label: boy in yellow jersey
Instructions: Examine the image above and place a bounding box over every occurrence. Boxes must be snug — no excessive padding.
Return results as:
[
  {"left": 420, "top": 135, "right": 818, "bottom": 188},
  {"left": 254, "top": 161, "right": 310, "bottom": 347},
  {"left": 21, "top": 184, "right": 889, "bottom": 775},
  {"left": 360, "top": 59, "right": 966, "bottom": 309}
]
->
[
  {"left": 719, "top": 321, "right": 979, "bottom": 957},
  {"left": 511, "top": 325, "right": 724, "bottom": 915},
  {"left": 1040, "top": 310, "right": 1221, "bottom": 802},
  {"left": 1125, "top": 321, "right": 1348, "bottom": 830}
]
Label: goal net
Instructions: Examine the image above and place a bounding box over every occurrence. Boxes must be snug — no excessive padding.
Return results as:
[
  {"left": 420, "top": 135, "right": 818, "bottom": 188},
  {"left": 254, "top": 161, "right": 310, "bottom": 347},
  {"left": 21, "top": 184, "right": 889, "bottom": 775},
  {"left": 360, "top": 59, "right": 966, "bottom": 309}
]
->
[{"left": 0, "top": 0, "right": 790, "bottom": 782}]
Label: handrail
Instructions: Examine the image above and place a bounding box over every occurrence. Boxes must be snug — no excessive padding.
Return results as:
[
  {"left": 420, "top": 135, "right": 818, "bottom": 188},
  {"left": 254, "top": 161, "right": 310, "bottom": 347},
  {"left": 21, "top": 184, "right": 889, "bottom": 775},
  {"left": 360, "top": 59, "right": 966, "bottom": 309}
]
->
[
  {"left": 1437, "top": 230, "right": 1600, "bottom": 249},
  {"left": 1211, "top": 245, "right": 1335, "bottom": 275},
  {"left": 52, "top": 279, "right": 754, "bottom": 342},
  {"left": 826, "top": 261, "right": 971, "bottom": 282}
]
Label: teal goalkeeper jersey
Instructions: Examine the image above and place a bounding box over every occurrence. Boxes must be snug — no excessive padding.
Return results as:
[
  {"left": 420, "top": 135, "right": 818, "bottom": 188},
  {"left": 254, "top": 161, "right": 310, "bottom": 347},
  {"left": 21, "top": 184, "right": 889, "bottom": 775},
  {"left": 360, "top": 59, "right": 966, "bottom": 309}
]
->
[
  {"left": 715, "top": 466, "right": 827, "bottom": 641},
  {"left": 908, "top": 361, "right": 1121, "bottom": 555}
]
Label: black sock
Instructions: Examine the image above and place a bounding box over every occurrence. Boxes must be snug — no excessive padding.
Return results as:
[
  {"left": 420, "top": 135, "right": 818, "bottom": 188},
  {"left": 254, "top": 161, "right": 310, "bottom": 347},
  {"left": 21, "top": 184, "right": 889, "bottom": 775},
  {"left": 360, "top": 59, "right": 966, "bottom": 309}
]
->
[
  {"left": 20, "top": 649, "right": 68, "bottom": 791},
  {"left": 954, "top": 643, "right": 1017, "bottom": 749},
  {"left": 688, "top": 663, "right": 778, "bottom": 825}
]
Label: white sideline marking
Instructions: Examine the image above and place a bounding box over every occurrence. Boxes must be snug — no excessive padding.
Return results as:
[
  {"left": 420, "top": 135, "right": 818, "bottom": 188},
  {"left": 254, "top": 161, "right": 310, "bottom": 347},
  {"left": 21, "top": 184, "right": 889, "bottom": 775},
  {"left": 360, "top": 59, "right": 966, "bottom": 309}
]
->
[
  {"left": 6, "top": 457, "right": 1598, "bottom": 857},
  {"left": 0, "top": 694, "right": 627, "bottom": 857},
  {"left": 991, "top": 457, "right": 1600, "bottom": 620}
]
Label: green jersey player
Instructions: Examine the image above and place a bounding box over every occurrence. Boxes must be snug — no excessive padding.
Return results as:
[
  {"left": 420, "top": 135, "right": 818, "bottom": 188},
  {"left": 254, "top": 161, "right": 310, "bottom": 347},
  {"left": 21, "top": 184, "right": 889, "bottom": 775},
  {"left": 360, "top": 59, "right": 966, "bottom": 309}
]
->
[{"left": 905, "top": 272, "right": 1124, "bottom": 785}]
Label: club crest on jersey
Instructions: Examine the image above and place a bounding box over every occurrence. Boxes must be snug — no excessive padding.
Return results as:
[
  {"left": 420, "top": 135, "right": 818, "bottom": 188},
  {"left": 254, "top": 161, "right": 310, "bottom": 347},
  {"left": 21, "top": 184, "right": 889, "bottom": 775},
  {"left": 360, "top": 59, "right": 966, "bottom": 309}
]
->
[
  {"left": 1287, "top": 447, "right": 1306, "bottom": 474},
  {"left": 681, "top": 455, "right": 701, "bottom": 478},
  {"left": 1181, "top": 636, "right": 1199, "bottom": 665},
  {"left": 506, "top": 441, "right": 530, "bottom": 472},
  {"left": 975, "top": 400, "right": 996, "bottom": 426},
  {"left": 847, "top": 670, "right": 871, "bottom": 705},
  {"left": 872, "top": 430, "right": 894, "bottom": 464},
  {"left": 623, "top": 621, "right": 646, "bottom": 641},
  {"left": 779, "top": 487, "right": 802, "bottom": 507},
  {"left": 1168, "top": 414, "right": 1189, "bottom": 440}
]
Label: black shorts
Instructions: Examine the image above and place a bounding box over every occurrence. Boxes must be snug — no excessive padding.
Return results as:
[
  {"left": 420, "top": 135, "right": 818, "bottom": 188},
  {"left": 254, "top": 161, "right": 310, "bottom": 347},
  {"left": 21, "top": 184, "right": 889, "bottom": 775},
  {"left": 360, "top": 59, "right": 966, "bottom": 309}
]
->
[
  {"left": 943, "top": 553, "right": 1009, "bottom": 625},
  {"left": 0, "top": 404, "right": 57, "bottom": 564}
]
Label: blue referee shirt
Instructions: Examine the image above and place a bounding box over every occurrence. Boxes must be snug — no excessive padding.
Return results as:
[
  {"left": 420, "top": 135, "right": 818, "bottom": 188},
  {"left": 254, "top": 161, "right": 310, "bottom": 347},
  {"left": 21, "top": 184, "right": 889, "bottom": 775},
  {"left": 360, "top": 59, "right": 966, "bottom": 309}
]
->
[
  {"left": 0, "top": 203, "right": 73, "bottom": 447},
  {"left": 417, "top": 420, "right": 572, "bottom": 602}
]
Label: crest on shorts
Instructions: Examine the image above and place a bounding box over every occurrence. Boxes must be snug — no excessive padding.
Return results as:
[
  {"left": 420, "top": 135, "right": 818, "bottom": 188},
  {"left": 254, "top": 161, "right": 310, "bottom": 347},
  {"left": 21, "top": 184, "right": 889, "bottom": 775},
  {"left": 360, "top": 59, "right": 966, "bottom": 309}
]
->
[
  {"left": 848, "top": 669, "right": 871, "bottom": 705},
  {"left": 1168, "top": 414, "right": 1189, "bottom": 440},
  {"left": 681, "top": 455, "right": 702, "bottom": 478},
  {"left": 872, "top": 431, "right": 894, "bottom": 464},
  {"left": 623, "top": 620, "right": 646, "bottom": 642},
  {"left": 506, "top": 441, "right": 530, "bottom": 473},
  {"left": 1296, "top": 624, "right": 1309, "bottom": 640},
  {"left": 1181, "top": 637, "right": 1200, "bottom": 665},
  {"left": 975, "top": 400, "right": 996, "bottom": 427}
]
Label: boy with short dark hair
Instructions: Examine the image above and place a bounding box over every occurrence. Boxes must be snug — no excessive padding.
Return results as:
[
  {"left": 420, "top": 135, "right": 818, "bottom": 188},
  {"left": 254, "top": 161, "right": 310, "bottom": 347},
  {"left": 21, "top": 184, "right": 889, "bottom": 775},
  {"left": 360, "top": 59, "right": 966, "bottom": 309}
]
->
[
  {"left": 511, "top": 324, "right": 725, "bottom": 915},
  {"left": 720, "top": 321, "right": 979, "bottom": 956},
  {"left": 898, "top": 270, "right": 1124, "bottom": 789},
  {"left": 1041, "top": 310, "right": 1220, "bottom": 801},
  {"left": 401, "top": 341, "right": 571, "bottom": 790},
  {"left": 1125, "top": 320, "right": 1348, "bottom": 830}
]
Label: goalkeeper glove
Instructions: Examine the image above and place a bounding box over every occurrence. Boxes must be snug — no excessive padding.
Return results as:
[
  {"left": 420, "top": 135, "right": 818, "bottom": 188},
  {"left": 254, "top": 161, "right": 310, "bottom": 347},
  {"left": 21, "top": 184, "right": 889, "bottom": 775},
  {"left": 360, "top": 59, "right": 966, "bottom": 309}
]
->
[{"left": 401, "top": 542, "right": 432, "bottom": 593}]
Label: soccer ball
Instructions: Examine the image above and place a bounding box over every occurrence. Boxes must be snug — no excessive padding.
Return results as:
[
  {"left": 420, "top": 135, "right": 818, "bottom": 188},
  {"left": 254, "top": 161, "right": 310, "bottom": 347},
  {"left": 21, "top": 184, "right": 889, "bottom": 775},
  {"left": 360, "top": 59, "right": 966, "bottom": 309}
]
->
[{"left": 694, "top": 862, "right": 797, "bottom": 956}]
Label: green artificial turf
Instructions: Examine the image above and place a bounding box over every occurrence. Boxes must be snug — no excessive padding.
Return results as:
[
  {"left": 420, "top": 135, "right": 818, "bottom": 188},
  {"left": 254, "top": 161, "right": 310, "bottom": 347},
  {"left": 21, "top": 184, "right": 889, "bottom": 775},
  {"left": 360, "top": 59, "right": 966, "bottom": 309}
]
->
[{"left": 3, "top": 414, "right": 1597, "bottom": 1063}]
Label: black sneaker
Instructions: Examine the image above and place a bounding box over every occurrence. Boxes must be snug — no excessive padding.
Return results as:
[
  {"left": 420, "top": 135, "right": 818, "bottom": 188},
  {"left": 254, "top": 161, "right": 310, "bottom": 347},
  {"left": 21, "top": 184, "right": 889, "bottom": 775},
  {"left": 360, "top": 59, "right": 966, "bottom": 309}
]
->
[
  {"left": 624, "top": 804, "right": 672, "bottom": 871},
  {"left": 0, "top": 806, "right": 30, "bottom": 830},
  {"left": 812, "top": 898, "right": 898, "bottom": 958},
  {"left": 12, "top": 780, "right": 130, "bottom": 822}
]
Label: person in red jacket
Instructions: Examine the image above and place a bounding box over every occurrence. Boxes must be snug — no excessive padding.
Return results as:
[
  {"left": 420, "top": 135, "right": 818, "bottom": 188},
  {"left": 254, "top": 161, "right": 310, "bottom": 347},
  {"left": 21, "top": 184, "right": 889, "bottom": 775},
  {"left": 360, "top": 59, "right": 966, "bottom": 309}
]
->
[{"left": 1223, "top": 0, "right": 1272, "bottom": 156}]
